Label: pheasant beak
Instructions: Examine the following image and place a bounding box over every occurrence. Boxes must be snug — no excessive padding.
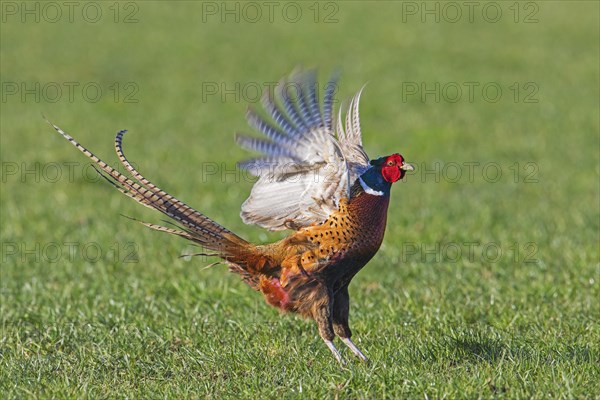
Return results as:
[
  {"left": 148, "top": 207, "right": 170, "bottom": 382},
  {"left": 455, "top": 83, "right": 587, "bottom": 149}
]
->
[{"left": 400, "top": 163, "right": 414, "bottom": 171}]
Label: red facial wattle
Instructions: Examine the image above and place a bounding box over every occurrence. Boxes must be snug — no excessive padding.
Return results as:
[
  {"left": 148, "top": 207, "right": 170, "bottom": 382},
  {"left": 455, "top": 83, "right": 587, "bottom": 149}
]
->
[
  {"left": 382, "top": 165, "right": 401, "bottom": 183},
  {"left": 381, "top": 154, "right": 405, "bottom": 183}
]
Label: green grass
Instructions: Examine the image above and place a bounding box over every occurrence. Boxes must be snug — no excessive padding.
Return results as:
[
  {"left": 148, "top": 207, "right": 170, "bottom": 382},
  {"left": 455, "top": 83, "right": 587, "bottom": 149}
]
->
[{"left": 1, "top": 2, "right": 599, "bottom": 398}]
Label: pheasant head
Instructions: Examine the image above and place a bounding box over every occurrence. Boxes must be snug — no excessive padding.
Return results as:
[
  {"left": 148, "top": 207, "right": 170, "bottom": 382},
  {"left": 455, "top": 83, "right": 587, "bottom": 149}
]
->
[{"left": 358, "top": 154, "right": 414, "bottom": 196}]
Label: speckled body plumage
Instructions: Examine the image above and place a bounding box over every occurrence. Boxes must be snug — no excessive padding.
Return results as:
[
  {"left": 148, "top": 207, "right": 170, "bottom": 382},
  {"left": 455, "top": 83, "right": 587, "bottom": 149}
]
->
[
  {"left": 49, "top": 69, "right": 412, "bottom": 363},
  {"left": 248, "top": 179, "right": 390, "bottom": 315}
]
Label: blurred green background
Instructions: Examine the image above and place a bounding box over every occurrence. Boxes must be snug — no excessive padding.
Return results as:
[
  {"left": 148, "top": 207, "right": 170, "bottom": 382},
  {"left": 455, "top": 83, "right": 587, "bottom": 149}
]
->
[{"left": 1, "top": 1, "right": 598, "bottom": 398}]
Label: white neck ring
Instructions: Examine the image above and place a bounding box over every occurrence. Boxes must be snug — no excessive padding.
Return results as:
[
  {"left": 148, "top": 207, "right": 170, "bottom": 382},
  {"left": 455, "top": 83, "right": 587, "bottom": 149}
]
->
[{"left": 359, "top": 177, "right": 384, "bottom": 196}]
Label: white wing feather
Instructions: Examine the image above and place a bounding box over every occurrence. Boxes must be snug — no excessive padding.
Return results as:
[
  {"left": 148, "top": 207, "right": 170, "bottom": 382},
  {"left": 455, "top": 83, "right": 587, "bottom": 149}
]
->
[{"left": 237, "top": 70, "right": 370, "bottom": 231}]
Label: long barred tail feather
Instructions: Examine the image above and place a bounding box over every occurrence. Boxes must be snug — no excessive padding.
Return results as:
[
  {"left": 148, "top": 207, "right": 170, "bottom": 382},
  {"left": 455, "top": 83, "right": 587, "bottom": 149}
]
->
[
  {"left": 46, "top": 118, "right": 252, "bottom": 261},
  {"left": 92, "top": 165, "right": 156, "bottom": 210},
  {"left": 120, "top": 214, "right": 197, "bottom": 242}
]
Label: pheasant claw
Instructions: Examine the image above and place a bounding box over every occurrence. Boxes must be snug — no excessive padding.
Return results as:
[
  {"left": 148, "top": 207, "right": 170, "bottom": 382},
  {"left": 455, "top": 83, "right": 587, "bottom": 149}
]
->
[
  {"left": 341, "top": 337, "right": 369, "bottom": 362},
  {"left": 324, "top": 339, "right": 345, "bottom": 364}
]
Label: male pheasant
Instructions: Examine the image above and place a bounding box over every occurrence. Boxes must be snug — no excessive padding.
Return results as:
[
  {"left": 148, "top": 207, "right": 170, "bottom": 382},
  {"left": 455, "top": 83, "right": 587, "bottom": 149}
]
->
[{"left": 48, "top": 70, "right": 413, "bottom": 363}]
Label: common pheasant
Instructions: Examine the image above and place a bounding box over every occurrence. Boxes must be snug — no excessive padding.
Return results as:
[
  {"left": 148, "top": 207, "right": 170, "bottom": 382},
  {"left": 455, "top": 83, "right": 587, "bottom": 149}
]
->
[{"left": 48, "top": 70, "right": 413, "bottom": 363}]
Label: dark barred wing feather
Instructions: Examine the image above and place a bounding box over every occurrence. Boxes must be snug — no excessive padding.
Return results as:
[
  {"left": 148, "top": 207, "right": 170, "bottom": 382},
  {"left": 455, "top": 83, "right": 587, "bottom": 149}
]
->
[{"left": 237, "top": 70, "right": 370, "bottom": 231}]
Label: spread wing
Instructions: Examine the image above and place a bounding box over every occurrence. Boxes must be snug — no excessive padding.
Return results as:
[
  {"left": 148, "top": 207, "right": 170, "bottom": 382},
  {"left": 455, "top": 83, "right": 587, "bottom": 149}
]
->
[{"left": 237, "top": 70, "right": 370, "bottom": 231}]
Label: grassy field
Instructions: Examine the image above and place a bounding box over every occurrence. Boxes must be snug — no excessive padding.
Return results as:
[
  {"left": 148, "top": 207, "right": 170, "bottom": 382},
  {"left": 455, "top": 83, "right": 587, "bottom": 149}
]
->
[{"left": 1, "top": 2, "right": 599, "bottom": 398}]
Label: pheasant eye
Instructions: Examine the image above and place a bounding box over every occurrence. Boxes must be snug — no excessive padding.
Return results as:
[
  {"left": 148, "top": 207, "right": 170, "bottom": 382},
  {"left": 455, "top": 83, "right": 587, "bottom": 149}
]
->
[{"left": 386, "top": 160, "right": 394, "bottom": 166}]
